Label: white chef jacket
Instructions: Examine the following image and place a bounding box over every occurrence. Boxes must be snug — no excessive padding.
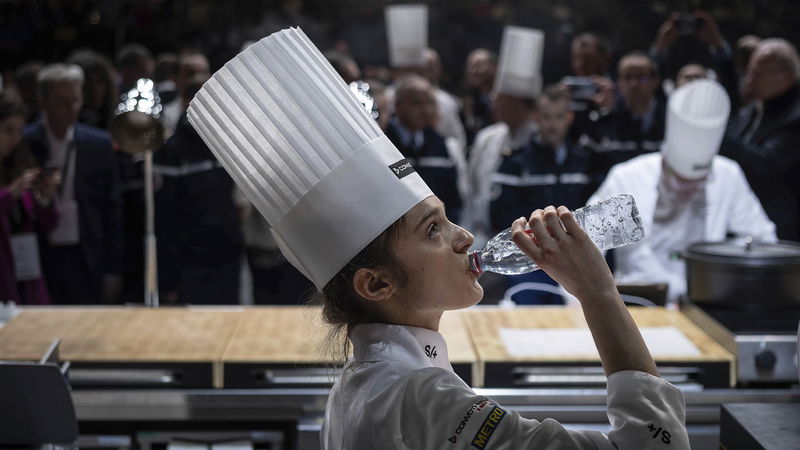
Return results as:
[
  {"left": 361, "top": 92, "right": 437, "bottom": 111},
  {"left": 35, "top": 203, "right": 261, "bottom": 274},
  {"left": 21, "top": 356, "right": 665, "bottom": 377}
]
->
[
  {"left": 321, "top": 321, "right": 689, "bottom": 449},
  {"left": 465, "top": 120, "right": 538, "bottom": 246},
  {"left": 588, "top": 153, "right": 777, "bottom": 301}
]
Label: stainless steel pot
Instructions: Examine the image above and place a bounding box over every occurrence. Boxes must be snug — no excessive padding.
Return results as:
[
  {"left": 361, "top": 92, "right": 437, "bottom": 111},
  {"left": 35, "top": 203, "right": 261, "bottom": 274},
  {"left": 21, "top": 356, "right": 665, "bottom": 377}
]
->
[{"left": 684, "top": 239, "right": 800, "bottom": 307}]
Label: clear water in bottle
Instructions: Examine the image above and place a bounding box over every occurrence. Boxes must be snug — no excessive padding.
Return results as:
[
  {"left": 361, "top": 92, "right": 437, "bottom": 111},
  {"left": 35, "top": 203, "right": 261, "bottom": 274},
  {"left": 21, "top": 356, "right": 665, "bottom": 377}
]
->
[{"left": 469, "top": 194, "right": 645, "bottom": 275}]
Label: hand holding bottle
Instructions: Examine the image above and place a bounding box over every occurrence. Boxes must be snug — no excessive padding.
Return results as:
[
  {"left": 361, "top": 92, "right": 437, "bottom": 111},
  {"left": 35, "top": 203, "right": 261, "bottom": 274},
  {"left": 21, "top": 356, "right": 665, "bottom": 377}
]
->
[
  {"left": 513, "top": 205, "right": 659, "bottom": 377},
  {"left": 511, "top": 206, "right": 617, "bottom": 303}
]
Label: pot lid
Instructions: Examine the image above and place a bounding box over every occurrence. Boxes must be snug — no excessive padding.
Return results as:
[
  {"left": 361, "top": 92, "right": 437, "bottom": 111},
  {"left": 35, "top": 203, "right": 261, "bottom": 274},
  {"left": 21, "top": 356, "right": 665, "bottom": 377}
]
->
[{"left": 686, "top": 239, "right": 800, "bottom": 265}]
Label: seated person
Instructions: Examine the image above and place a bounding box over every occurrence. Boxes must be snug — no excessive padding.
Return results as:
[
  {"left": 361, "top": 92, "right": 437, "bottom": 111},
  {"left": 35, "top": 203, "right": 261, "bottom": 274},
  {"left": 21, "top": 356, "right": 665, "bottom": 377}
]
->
[
  {"left": 589, "top": 80, "right": 776, "bottom": 304},
  {"left": 490, "top": 86, "right": 594, "bottom": 304}
]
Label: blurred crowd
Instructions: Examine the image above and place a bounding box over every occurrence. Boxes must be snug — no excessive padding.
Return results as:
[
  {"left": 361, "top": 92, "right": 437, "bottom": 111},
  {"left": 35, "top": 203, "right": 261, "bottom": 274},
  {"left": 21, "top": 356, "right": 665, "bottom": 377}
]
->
[{"left": 0, "top": 8, "right": 798, "bottom": 306}]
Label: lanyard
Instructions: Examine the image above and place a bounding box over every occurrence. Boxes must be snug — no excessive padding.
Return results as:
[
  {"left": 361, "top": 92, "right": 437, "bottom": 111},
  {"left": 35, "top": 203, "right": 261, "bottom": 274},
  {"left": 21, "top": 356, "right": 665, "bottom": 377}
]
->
[{"left": 57, "top": 140, "right": 76, "bottom": 198}]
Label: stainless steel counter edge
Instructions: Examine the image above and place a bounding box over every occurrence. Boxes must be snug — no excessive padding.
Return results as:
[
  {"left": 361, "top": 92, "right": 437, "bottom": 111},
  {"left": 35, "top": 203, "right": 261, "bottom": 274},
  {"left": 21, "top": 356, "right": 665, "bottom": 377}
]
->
[{"left": 73, "top": 387, "right": 800, "bottom": 423}]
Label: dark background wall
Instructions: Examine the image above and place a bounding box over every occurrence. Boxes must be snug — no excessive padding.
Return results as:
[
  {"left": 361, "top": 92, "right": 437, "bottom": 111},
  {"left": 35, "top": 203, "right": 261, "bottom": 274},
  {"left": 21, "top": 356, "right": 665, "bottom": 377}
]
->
[{"left": 2, "top": 0, "right": 798, "bottom": 90}]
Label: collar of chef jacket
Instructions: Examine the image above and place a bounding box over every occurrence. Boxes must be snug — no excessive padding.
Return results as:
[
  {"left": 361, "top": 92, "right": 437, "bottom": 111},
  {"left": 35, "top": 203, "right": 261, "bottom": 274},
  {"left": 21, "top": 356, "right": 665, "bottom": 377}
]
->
[{"left": 349, "top": 323, "right": 454, "bottom": 372}]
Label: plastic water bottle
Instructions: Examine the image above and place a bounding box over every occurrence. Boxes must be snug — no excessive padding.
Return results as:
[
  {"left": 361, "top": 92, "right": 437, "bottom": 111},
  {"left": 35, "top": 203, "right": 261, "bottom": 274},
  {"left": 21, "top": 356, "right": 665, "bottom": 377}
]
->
[{"left": 469, "top": 194, "right": 645, "bottom": 275}]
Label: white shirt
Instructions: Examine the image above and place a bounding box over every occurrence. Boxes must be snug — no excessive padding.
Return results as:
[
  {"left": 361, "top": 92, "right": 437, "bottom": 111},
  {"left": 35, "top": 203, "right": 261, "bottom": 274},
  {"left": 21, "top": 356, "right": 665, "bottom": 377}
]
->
[
  {"left": 588, "top": 153, "right": 777, "bottom": 302},
  {"left": 322, "top": 321, "right": 689, "bottom": 449},
  {"left": 44, "top": 119, "right": 76, "bottom": 201}
]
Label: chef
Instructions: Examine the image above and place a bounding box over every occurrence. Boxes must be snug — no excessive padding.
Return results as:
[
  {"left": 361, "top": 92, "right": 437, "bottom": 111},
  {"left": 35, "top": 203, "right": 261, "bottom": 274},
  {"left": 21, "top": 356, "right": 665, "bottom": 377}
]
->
[
  {"left": 188, "top": 27, "right": 689, "bottom": 449},
  {"left": 588, "top": 79, "right": 777, "bottom": 304}
]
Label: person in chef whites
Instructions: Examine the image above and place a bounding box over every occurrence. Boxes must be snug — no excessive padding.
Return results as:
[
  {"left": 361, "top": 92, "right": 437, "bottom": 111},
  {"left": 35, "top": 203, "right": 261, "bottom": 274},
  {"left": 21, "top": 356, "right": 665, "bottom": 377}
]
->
[
  {"left": 188, "top": 28, "right": 689, "bottom": 450},
  {"left": 588, "top": 79, "right": 776, "bottom": 305}
]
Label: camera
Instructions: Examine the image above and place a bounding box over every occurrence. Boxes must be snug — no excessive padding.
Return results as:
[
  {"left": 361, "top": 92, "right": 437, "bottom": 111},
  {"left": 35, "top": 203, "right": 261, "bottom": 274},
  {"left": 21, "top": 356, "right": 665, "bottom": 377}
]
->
[{"left": 561, "top": 76, "right": 598, "bottom": 100}]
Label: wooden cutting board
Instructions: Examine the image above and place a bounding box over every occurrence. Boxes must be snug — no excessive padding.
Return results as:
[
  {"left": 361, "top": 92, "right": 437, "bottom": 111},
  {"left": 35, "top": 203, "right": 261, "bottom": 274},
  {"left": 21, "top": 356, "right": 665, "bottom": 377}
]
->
[
  {"left": 0, "top": 307, "right": 241, "bottom": 362},
  {"left": 461, "top": 306, "right": 734, "bottom": 363}
]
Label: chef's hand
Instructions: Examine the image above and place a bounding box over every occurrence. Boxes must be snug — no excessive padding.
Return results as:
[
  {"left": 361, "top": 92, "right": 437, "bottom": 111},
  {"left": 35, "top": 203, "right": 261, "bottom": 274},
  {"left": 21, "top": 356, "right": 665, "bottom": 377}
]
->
[{"left": 511, "top": 205, "right": 617, "bottom": 302}]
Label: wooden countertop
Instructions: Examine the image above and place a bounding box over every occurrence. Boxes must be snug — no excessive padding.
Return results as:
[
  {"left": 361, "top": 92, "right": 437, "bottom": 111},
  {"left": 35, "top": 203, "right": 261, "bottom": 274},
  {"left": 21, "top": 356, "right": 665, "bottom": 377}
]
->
[
  {"left": 221, "top": 307, "right": 478, "bottom": 365},
  {"left": 0, "top": 307, "right": 241, "bottom": 362},
  {"left": 461, "top": 306, "right": 734, "bottom": 363}
]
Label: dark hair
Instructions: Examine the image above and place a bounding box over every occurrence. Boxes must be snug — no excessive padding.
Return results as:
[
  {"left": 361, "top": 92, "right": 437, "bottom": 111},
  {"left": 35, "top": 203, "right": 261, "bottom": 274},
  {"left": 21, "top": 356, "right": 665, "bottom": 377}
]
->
[
  {"left": 619, "top": 51, "right": 660, "bottom": 77},
  {"left": 116, "top": 43, "right": 153, "bottom": 69},
  {"left": 313, "top": 215, "right": 407, "bottom": 364},
  {"left": 539, "top": 84, "right": 571, "bottom": 104},
  {"left": 0, "top": 92, "right": 36, "bottom": 185},
  {"left": 0, "top": 91, "right": 28, "bottom": 121}
]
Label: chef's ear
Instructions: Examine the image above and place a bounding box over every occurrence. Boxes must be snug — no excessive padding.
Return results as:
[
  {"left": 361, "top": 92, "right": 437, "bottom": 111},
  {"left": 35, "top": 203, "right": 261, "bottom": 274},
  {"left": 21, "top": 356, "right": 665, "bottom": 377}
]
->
[{"left": 352, "top": 267, "right": 395, "bottom": 303}]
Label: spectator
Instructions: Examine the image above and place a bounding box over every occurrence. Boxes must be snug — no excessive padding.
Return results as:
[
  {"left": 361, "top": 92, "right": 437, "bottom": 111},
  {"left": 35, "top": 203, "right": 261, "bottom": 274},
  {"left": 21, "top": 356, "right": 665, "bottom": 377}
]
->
[
  {"left": 721, "top": 38, "right": 800, "bottom": 240},
  {"left": 326, "top": 49, "right": 361, "bottom": 84},
  {"left": 650, "top": 11, "right": 738, "bottom": 106},
  {"left": 570, "top": 32, "right": 613, "bottom": 77},
  {"left": 675, "top": 63, "right": 708, "bottom": 87},
  {"left": 578, "top": 51, "right": 666, "bottom": 182},
  {"left": 0, "top": 92, "right": 60, "bottom": 304},
  {"left": 159, "top": 49, "right": 210, "bottom": 135},
  {"left": 425, "top": 48, "right": 467, "bottom": 150},
  {"left": 13, "top": 61, "right": 44, "bottom": 124},
  {"left": 116, "top": 43, "right": 155, "bottom": 93},
  {"left": 155, "top": 74, "right": 243, "bottom": 304},
  {"left": 462, "top": 48, "right": 497, "bottom": 145},
  {"left": 154, "top": 52, "right": 179, "bottom": 105},
  {"left": 23, "top": 64, "right": 123, "bottom": 304},
  {"left": 385, "top": 75, "right": 465, "bottom": 223},
  {"left": 590, "top": 80, "right": 775, "bottom": 303},
  {"left": 490, "top": 86, "right": 594, "bottom": 304},
  {"left": 68, "top": 49, "right": 118, "bottom": 129}
]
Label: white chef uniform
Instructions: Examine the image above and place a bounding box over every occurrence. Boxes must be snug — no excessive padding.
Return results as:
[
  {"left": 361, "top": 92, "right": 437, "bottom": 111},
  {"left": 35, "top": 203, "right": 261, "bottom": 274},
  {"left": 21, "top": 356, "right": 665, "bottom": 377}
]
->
[
  {"left": 588, "top": 80, "right": 776, "bottom": 302},
  {"left": 322, "top": 321, "right": 689, "bottom": 449}
]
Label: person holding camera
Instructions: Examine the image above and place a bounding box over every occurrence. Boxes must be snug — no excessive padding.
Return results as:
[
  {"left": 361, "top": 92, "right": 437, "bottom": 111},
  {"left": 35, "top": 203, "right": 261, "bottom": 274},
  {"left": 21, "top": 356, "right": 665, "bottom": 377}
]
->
[
  {"left": 575, "top": 51, "right": 666, "bottom": 184},
  {"left": 651, "top": 11, "right": 739, "bottom": 107},
  {"left": 0, "top": 92, "right": 61, "bottom": 304}
]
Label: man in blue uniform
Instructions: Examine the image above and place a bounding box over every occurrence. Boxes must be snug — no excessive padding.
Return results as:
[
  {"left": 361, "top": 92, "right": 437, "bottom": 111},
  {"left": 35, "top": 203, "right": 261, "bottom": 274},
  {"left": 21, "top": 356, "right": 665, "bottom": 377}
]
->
[
  {"left": 385, "top": 75, "right": 465, "bottom": 223},
  {"left": 491, "top": 86, "right": 594, "bottom": 303}
]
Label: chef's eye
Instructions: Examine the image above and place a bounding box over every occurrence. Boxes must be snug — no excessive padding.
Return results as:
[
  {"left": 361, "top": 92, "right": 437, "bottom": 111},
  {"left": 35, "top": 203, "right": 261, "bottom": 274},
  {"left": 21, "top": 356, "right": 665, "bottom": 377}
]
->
[{"left": 426, "top": 222, "right": 440, "bottom": 238}]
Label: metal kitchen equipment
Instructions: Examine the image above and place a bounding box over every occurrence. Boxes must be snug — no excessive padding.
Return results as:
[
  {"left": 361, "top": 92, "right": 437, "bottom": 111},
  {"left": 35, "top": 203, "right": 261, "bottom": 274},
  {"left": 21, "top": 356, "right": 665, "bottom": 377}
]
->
[
  {"left": 683, "top": 239, "right": 800, "bottom": 385},
  {"left": 110, "top": 79, "right": 165, "bottom": 308}
]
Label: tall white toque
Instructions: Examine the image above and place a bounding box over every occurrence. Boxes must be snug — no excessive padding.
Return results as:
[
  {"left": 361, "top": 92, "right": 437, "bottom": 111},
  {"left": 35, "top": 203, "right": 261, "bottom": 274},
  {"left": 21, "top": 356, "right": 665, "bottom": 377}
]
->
[
  {"left": 187, "top": 28, "right": 433, "bottom": 290},
  {"left": 662, "top": 79, "right": 731, "bottom": 179},
  {"left": 385, "top": 4, "right": 428, "bottom": 68},
  {"left": 493, "top": 26, "right": 545, "bottom": 99}
]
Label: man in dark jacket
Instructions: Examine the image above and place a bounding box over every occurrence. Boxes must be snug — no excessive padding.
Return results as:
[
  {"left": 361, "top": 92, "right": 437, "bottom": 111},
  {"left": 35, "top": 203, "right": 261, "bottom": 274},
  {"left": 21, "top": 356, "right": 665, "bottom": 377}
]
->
[
  {"left": 24, "top": 63, "right": 124, "bottom": 304},
  {"left": 721, "top": 38, "right": 800, "bottom": 241},
  {"left": 154, "top": 75, "right": 243, "bottom": 304}
]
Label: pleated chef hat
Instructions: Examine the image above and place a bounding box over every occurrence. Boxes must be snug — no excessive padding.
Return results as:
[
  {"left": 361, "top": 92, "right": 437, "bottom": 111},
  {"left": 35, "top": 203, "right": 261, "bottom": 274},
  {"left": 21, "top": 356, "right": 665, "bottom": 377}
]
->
[
  {"left": 493, "top": 26, "right": 545, "bottom": 99},
  {"left": 662, "top": 79, "right": 731, "bottom": 179},
  {"left": 385, "top": 4, "right": 428, "bottom": 68},
  {"left": 187, "top": 28, "right": 433, "bottom": 290}
]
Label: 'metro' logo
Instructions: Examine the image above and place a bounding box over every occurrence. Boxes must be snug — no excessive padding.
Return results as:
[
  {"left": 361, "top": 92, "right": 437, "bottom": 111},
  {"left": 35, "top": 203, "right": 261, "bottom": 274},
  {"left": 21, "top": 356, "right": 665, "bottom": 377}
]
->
[
  {"left": 471, "top": 406, "right": 506, "bottom": 449},
  {"left": 389, "top": 159, "right": 415, "bottom": 180}
]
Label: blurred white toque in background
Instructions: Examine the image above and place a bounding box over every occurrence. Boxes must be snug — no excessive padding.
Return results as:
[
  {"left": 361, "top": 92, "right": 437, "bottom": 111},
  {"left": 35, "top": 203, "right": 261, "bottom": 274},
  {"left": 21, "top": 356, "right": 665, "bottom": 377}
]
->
[
  {"left": 662, "top": 79, "right": 731, "bottom": 179},
  {"left": 493, "top": 25, "right": 545, "bottom": 99},
  {"left": 385, "top": 4, "right": 428, "bottom": 68},
  {"left": 187, "top": 27, "right": 433, "bottom": 290}
]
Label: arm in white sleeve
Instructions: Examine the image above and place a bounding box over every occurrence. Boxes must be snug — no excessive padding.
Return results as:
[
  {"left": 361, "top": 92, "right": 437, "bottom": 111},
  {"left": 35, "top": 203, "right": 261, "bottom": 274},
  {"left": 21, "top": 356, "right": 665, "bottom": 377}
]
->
[{"left": 398, "top": 368, "right": 689, "bottom": 450}]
